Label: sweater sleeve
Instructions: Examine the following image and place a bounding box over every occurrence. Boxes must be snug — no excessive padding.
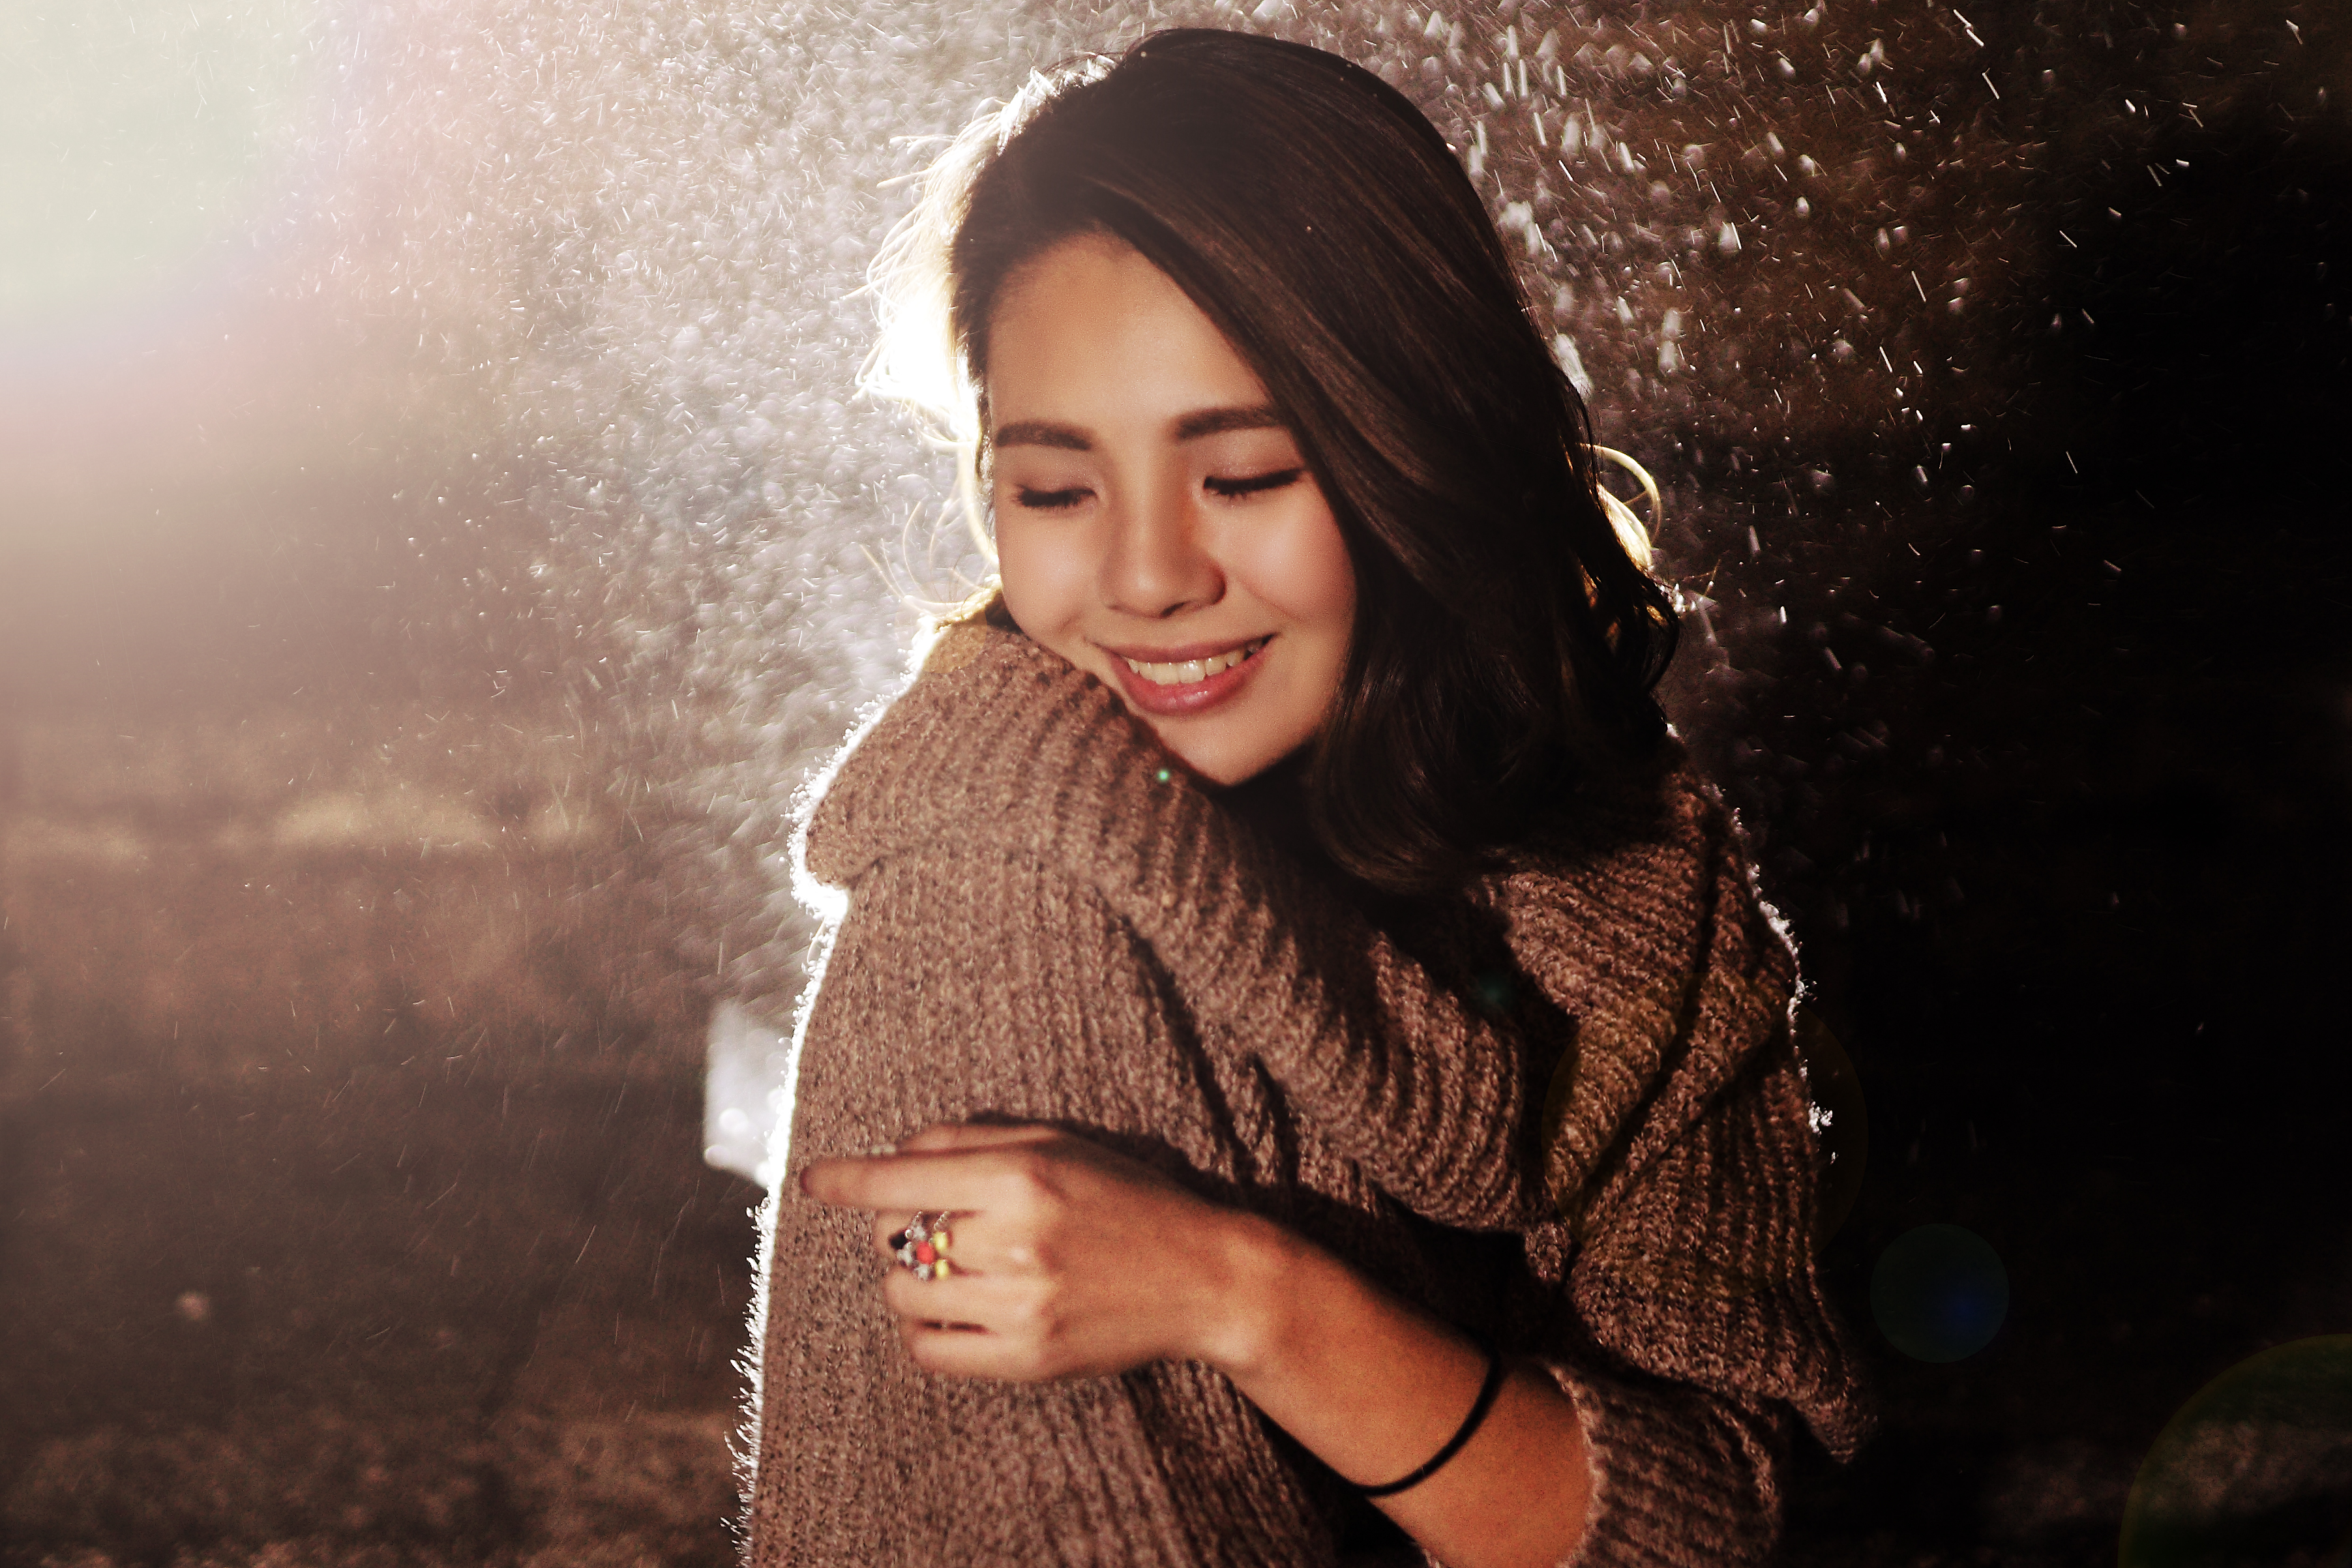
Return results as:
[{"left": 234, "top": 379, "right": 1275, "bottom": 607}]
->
[
  {"left": 1541, "top": 1370, "right": 1792, "bottom": 1567},
  {"left": 807, "top": 619, "right": 1556, "bottom": 1230},
  {"left": 1509, "top": 856, "right": 1873, "bottom": 1567}
]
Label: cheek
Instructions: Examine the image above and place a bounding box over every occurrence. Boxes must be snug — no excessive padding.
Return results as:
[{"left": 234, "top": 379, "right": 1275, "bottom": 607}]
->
[
  {"left": 994, "top": 518, "right": 1095, "bottom": 641},
  {"left": 1243, "top": 501, "right": 1357, "bottom": 644}
]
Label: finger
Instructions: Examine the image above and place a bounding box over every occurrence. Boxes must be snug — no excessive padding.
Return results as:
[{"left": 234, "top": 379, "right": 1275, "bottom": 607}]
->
[
  {"left": 878, "top": 1264, "right": 1020, "bottom": 1325},
  {"left": 899, "top": 1320, "right": 1045, "bottom": 1382},
  {"left": 801, "top": 1146, "right": 1050, "bottom": 1212},
  {"left": 895, "top": 1122, "right": 1060, "bottom": 1154},
  {"left": 800, "top": 1153, "right": 955, "bottom": 1209}
]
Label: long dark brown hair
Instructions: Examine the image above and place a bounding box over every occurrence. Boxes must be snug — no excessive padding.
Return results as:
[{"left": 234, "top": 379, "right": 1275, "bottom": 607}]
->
[{"left": 867, "top": 28, "right": 1680, "bottom": 893}]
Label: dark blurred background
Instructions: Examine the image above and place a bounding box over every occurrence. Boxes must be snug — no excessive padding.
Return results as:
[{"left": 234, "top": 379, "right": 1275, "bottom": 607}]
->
[{"left": 3, "top": 1, "right": 2347, "bottom": 1565}]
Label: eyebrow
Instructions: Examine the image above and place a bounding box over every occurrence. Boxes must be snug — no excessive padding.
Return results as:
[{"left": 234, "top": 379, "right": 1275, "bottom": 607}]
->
[
  {"left": 1172, "top": 404, "right": 1287, "bottom": 441},
  {"left": 990, "top": 403, "right": 1288, "bottom": 451},
  {"left": 991, "top": 419, "right": 1092, "bottom": 451}
]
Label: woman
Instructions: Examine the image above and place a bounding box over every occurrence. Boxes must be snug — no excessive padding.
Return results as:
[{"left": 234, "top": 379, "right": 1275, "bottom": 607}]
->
[{"left": 746, "top": 29, "right": 1868, "bottom": 1567}]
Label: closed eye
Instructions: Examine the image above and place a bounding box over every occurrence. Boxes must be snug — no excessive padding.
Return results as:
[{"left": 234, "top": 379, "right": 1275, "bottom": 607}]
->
[
  {"left": 1204, "top": 468, "right": 1305, "bottom": 499},
  {"left": 1015, "top": 486, "right": 1091, "bottom": 510}
]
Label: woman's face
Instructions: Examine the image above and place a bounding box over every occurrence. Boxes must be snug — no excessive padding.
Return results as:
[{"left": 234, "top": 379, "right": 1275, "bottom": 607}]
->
[{"left": 985, "top": 233, "right": 1357, "bottom": 786}]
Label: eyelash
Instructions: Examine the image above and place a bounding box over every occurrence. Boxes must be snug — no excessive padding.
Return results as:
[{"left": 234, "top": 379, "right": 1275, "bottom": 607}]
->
[
  {"left": 1205, "top": 468, "right": 1305, "bottom": 498},
  {"left": 1014, "top": 470, "right": 1303, "bottom": 511}
]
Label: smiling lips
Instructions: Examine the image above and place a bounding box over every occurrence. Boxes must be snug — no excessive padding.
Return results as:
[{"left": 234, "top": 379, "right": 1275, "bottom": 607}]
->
[
  {"left": 1120, "top": 638, "right": 1268, "bottom": 687},
  {"left": 1104, "top": 636, "right": 1272, "bottom": 717}
]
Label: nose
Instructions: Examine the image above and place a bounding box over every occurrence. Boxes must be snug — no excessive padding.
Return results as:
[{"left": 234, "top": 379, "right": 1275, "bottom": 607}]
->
[{"left": 1100, "top": 473, "right": 1223, "bottom": 619}]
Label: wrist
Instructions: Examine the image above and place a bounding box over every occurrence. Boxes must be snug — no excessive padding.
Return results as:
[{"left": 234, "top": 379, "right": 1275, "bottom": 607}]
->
[{"left": 1183, "top": 1205, "right": 1311, "bottom": 1380}]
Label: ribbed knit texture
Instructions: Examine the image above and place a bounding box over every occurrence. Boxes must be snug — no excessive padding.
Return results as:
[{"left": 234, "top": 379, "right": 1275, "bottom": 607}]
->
[{"left": 747, "top": 615, "right": 1870, "bottom": 1566}]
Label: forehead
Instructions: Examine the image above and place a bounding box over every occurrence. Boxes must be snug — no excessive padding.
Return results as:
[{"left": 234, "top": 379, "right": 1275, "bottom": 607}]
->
[{"left": 985, "top": 233, "right": 1271, "bottom": 424}]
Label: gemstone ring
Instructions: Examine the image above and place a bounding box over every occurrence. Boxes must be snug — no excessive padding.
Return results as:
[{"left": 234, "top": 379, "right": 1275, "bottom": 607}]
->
[{"left": 889, "top": 1212, "right": 955, "bottom": 1280}]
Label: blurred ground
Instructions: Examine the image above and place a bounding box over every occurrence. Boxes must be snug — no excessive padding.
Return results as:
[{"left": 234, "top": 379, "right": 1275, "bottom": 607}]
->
[
  {"left": 0, "top": 1086, "right": 747, "bottom": 1567},
  {"left": 0, "top": 717, "right": 751, "bottom": 1567}
]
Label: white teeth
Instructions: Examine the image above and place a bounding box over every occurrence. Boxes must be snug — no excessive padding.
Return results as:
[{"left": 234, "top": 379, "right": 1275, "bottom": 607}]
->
[{"left": 1122, "top": 639, "right": 1265, "bottom": 686}]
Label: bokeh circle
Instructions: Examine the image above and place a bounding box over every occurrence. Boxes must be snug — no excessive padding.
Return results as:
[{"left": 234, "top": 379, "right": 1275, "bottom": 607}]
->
[
  {"left": 1869, "top": 1222, "right": 2008, "bottom": 1363},
  {"left": 2120, "top": 1336, "right": 2352, "bottom": 1568}
]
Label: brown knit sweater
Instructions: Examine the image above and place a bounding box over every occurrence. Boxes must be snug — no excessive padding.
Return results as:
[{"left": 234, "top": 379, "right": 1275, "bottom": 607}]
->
[{"left": 745, "top": 615, "right": 1870, "bottom": 1567}]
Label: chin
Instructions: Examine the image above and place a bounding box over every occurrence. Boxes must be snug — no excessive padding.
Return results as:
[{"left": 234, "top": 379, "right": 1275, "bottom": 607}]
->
[
  {"left": 1146, "top": 724, "right": 1300, "bottom": 789},
  {"left": 1173, "top": 751, "right": 1259, "bottom": 789}
]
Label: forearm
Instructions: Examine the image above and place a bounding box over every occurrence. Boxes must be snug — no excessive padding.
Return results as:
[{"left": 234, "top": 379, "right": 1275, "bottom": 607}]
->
[{"left": 1198, "top": 1209, "right": 1594, "bottom": 1568}]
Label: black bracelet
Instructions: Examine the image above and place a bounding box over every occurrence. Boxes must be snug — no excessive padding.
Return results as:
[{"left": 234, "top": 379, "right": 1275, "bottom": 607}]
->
[{"left": 1348, "top": 1341, "right": 1510, "bottom": 1499}]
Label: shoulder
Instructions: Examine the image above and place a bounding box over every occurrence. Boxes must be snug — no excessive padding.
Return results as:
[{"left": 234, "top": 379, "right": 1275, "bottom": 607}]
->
[{"left": 797, "top": 611, "right": 1154, "bottom": 891}]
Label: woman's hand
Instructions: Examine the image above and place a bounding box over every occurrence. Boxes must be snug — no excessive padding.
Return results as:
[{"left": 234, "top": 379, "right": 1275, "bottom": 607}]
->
[
  {"left": 798, "top": 1122, "right": 1255, "bottom": 1381},
  {"left": 805, "top": 1120, "right": 1596, "bottom": 1567}
]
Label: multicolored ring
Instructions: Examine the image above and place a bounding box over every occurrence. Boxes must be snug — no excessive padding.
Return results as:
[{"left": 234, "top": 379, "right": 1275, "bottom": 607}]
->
[{"left": 889, "top": 1212, "right": 954, "bottom": 1280}]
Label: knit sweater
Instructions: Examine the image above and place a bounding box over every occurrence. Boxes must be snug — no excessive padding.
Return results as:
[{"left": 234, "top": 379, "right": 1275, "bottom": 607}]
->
[{"left": 745, "top": 614, "right": 1870, "bottom": 1567}]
